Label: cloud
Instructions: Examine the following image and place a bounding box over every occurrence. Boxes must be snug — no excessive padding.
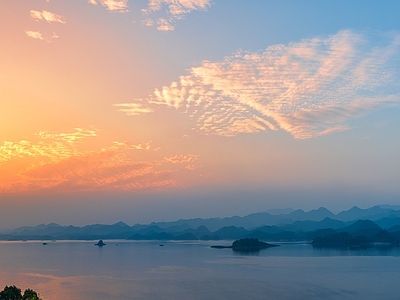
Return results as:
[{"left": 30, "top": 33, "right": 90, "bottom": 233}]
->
[
  {"left": 156, "top": 18, "right": 175, "bottom": 32},
  {"left": 88, "top": 0, "right": 129, "bottom": 13},
  {"left": 165, "top": 154, "right": 199, "bottom": 164},
  {"left": 25, "top": 30, "right": 44, "bottom": 40},
  {"left": 15, "top": 143, "right": 176, "bottom": 193},
  {"left": 165, "top": 154, "right": 200, "bottom": 172},
  {"left": 27, "top": 10, "right": 65, "bottom": 41},
  {"left": 86, "top": 0, "right": 211, "bottom": 30},
  {"left": 142, "top": 0, "right": 211, "bottom": 31},
  {"left": 113, "top": 103, "right": 153, "bottom": 115},
  {"left": 25, "top": 30, "right": 60, "bottom": 42},
  {"left": 25, "top": 31, "right": 60, "bottom": 42},
  {"left": 30, "top": 10, "right": 66, "bottom": 24},
  {"left": 0, "top": 130, "right": 199, "bottom": 194},
  {"left": 0, "top": 128, "right": 96, "bottom": 164},
  {"left": 117, "top": 30, "right": 400, "bottom": 139},
  {"left": 35, "top": 128, "right": 97, "bottom": 144},
  {"left": 142, "top": 19, "right": 154, "bottom": 27}
]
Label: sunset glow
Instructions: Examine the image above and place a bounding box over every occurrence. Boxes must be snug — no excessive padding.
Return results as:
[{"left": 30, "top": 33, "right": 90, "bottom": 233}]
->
[{"left": 1, "top": 0, "right": 400, "bottom": 228}]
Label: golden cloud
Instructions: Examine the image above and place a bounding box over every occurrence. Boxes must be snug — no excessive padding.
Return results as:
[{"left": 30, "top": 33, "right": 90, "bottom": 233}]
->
[
  {"left": 165, "top": 154, "right": 199, "bottom": 164},
  {"left": 113, "top": 103, "right": 154, "bottom": 116},
  {"left": 0, "top": 128, "right": 96, "bottom": 164},
  {"left": 0, "top": 130, "right": 199, "bottom": 194},
  {"left": 25, "top": 30, "right": 44, "bottom": 40},
  {"left": 30, "top": 10, "right": 66, "bottom": 24},
  {"left": 25, "top": 30, "right": 60, "bottom": 42},
  {"left": 88, "top": 0, "right": 129, "bottom": 13}
]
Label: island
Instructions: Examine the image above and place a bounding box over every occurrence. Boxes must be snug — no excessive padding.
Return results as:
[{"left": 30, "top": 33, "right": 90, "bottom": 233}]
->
[
  {"left": 95, "top": 240, "right": 106, "bottom": 247},
  {"left": 211, "top": 238, "right": 279, "bottom": 252}
]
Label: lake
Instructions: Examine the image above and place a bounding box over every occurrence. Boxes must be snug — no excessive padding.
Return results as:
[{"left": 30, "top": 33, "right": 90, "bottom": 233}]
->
[{"left": 1, "top": 240, "right": 400, "bottom": 299}]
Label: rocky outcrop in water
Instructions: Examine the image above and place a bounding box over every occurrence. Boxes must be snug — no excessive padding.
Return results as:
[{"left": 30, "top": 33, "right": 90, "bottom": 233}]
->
[{"left": 211, "top": 238, "right": 279, "bottom": 252}]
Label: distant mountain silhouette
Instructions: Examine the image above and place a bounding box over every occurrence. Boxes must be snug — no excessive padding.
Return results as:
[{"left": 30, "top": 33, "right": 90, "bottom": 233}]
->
[
  {"left": 287, "top": 207, "right": 335, "bottom": 221},
  {"left": 262, "top": 208, "right": 295, "bottom": 215},
  {"left": 374, "top": 217, "right": 400, "bottom": 229},
  {"left": 305, "top": 228, "right": 337, "bottom": 240},
  {"left": 213, "top": 226, "right": 248, "bottom": 239},
  {"left": 341, "top": 220, "right": 382, "bottom": 237},
  {"left": 312, "top": 227, "right": 399, "bottom": 249},
  {"left": 336, "top": 206, "right": 400, "bottom": 222},
  {"left": 280, "top": 218, "right": 347, "bottom": 232},
  {"left": 2, "top": 205, "right": 400, "bottom": 243}
]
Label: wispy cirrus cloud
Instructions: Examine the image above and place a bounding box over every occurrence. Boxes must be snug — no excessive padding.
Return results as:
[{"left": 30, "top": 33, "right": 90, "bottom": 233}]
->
[
  {"left": 117, "top": 30, "right": 400, "bottom": 139},
  {"left": 35, "top": 128, "right": 97, "bottom": 144},
  {"left": 30, "top": 10, "right": 66, "bottom": 24},
  {"left": 113, "top": 103, "right": 154, "bottom": 116},
  {"left": 0, "top": 129, "right": 199, "bottom": 194}
]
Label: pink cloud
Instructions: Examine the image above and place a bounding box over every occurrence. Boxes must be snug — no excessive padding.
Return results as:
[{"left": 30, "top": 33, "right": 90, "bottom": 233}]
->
[{"left": 117, "top": 30, "right": 400, "bottom": 139}]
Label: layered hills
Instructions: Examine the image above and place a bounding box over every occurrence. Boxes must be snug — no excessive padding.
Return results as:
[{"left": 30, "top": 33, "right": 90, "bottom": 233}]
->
[{"left": 2, "top": 205, "right": 400, "bottom": 247}]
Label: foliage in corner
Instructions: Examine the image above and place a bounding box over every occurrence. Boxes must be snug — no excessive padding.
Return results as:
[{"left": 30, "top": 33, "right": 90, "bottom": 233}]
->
[{"left": 0, "top": 285, "right": 42, "bottom": 300}]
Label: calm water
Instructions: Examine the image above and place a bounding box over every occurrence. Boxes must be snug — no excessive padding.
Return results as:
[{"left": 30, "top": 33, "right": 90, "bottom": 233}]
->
[{"left": 1, "top": 240, "right": 400, "bottom": 299}]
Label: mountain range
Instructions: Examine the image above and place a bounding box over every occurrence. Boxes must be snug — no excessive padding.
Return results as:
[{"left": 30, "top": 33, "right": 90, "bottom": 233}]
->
[{"left": 2, "top": 205, "right": 400, "bottom": 243}]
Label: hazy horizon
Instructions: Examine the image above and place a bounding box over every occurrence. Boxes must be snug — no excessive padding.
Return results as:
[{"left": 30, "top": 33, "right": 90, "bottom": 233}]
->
[
  {"left": 2, "top": 196, "right": 400, "bottom": 229},
  {"left": 1, "top": 1, "right": 400, "bottom": 229}
]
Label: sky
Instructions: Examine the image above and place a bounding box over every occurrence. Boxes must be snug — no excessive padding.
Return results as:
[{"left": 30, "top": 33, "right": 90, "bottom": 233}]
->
[{"left": 1, "top": 0, "right": 400, "bottom": 228}]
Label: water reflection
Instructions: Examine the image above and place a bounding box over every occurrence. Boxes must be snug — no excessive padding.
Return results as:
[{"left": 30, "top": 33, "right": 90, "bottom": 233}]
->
[{"left": 1, "top": 241, "right": 400, "bottom": 299}]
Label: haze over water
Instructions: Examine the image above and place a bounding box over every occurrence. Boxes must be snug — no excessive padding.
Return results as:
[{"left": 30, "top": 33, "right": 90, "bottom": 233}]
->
[{"left": 1, "top": 240, "right": 400, "bottom": 300}]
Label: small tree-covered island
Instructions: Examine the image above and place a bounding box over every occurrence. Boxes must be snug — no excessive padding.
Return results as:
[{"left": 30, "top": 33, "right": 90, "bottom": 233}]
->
[{"left": 211, "top": 238, "right": 279, "bottom": 252}]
